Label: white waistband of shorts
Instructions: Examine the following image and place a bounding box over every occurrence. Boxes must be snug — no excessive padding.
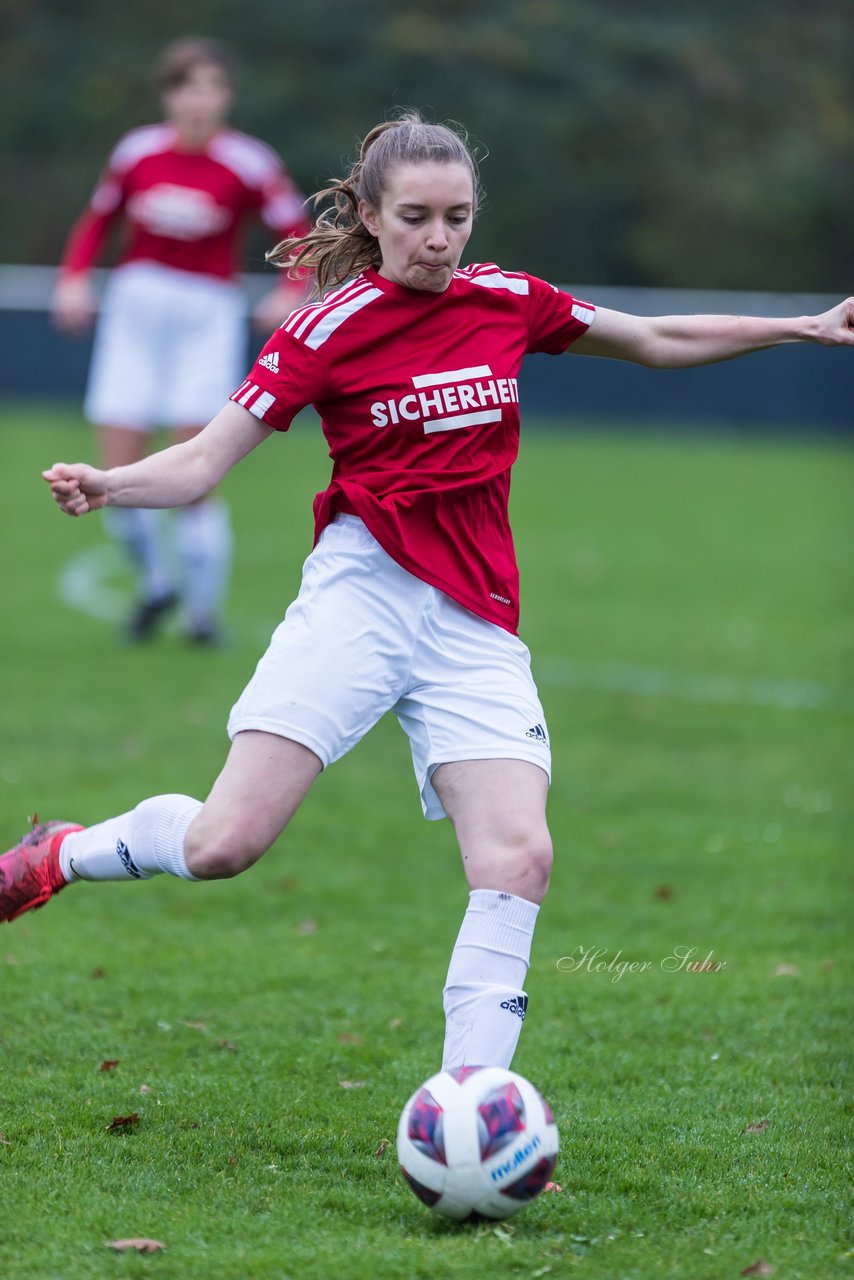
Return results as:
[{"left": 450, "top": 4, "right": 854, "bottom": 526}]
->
[{"left": 331, "top": 513, "right": 367, "bottom": 529}]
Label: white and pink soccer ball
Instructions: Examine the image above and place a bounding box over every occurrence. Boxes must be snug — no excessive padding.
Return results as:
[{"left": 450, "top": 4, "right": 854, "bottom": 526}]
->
[{"left": 397, "top": 1065, "right": 559, "bottom": 1220}]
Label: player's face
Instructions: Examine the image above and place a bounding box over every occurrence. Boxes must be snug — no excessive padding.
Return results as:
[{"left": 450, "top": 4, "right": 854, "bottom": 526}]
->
[
  {"left": 360, "top": 162, "right": 474, "bottom": 293},
  {"left": 162, "top": 62, "right": 233, "bottom": 137}
]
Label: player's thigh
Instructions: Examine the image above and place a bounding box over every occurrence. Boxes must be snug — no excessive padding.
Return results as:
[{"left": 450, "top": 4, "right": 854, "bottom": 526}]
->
[
  {"left": 397, "top": 594, "right": 551, "bottom": 822},
  {"left": 163, "top": 277, "right": 246, "bottom": 428},
  {"left": 432, "top": 758, "right": 552, "bottom": 902},
  {"left": 84, "top": 264, "right": 168, "bottom": 429},
  {"left": 185, "top": 730, "right": 322, "bottom": 877},
  {"left": 228, "top": 516, "right": 425, "bottom": 771}
]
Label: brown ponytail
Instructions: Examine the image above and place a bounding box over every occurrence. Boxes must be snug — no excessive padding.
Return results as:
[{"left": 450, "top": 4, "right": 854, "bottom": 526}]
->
[{"left": 267, "top": 112, "right": 481, "bottom": 298}]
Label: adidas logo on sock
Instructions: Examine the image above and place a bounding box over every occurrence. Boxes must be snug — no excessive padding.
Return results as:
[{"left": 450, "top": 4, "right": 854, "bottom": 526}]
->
[
  {"left": 116, "top": 838, "right": 143, "bottom": 880},
  {"left": 525, "top": 723, "right": 548, "bottom": 744},
  {"left": 258, "top": 351, "right": 280, "bottom": 373},
  {"left": 500, "top": 995, "right": 528, "bottom": 1021}
]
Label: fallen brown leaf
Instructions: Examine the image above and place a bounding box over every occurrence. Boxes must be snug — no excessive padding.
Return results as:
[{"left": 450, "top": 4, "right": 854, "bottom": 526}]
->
[
  {"left": 338, "top": 1080, "right": 366, "bottom": 1090},
  {"left": 389, "top": 1017, "right": 403, "bottom": 1029},
  {"left": 821, "top": 958, "right": 836, "bottom": 973},
  {"left": 91, "top": 966, "right": 107, "bottom": 979},
  {"left": 181, "top": 1020, "right": 208, "bottom": 1030},
  {"left": 228, "top": 1155, "right": 238, "bottom": 1166},
  {"left": 336, "top": 1032, "right": 362, "bottom": 1044},
  {"left": 296, "top": 918, "right": 317, "bottom": 935},
  {"left": 139, "top": 1084, "right": 153, "bottom": 1094},
  {"left": 745, "top": 1119, "right": 769, "bottom": 1134},
  {"left": 0, "top": 1132, "right": 11, "bottom": 1146},
  {"left": 99, "top": 1060, "right": 120, "bottom": 1072},
  {"left": 106, "top": 1113, "right": 140, "bottom": 1131},
  {"left": 374, "top": 1139, "right": 389, "bottom": 1158},
  {"left": 105, "top": 1239, "right": 165, "bottom": 1254},
  {"left": 740, "top": 1262, "right": 774, "bottom": 1277},
  {"left": 217, "top": 1039, "right": 239, "bottom": 1052},
  {"left": 653, "top": 884, "right": 674, "bottom": 901}
]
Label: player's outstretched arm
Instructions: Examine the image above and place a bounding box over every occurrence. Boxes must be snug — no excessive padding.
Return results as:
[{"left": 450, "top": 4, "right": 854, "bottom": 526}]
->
[
  {"left": 571, "top": 297, "right": 854, "bottom": 368},
  {"left": 43, "top": 402, "right": 273, "bottom": 517}
]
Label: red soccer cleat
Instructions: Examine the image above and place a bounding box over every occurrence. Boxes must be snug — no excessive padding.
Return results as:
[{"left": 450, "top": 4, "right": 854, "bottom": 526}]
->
[{"left": 0, "top": 820, "right": 84, "bottom": 923}]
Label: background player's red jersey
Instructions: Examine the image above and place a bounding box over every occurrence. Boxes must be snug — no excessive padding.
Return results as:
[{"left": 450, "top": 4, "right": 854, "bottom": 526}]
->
[
  {"left": 231, "top": 263, "right": 595, "bottom": 632},
  {"left": 61, "top": 124, "right": 310, "bottom": 280}
]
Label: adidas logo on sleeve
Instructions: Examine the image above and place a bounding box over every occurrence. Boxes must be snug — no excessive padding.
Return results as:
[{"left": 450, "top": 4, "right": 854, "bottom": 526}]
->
[{"left": 258, "top": 351, "right": 280, "bottom": 373}]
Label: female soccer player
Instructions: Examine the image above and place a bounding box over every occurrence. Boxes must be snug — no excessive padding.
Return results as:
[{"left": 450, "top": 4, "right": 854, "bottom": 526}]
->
[
  {"left": 8, "top": 114, "right": 853, "bottom": 1073},
  {"left": 52, "top": 37, "right": 310, "bottom": 643}
]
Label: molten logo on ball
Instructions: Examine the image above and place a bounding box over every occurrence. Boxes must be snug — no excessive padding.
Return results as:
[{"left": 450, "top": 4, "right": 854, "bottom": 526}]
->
[{"left": 397, "top": 1066, "right": 558, "bottom": 1220}]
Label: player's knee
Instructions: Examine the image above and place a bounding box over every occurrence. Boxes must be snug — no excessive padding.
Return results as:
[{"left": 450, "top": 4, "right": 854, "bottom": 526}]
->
[
  {"left": 521, "top": 830, "right": 553, "bottom": 901},
  {"left": 465, "top": 826, "right": 553, "bottom": 903},
  {"left": 184, "top": 817, "right": 270, "bottom": 880}
]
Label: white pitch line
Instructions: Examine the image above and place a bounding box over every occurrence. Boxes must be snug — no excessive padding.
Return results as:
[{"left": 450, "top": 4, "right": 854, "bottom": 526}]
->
[
  {"left": 57, "top": 544, "right": 131, "bottom": 622},
  {"left": 57, "top": 546, "right": 853, "bottom": 712},
  {"left": 56, "top": 543, "right": 274, "bottom": 645},
  {"left": 534, "top": 655, "right": 854, "bottom": 712}
]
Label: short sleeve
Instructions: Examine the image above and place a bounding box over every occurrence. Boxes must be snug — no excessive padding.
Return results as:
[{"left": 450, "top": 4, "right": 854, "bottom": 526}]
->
[
  {"left": 525, "top": 275, "right": 596, "bottom": 355},
  {"left": 230, "top": 329, "right": 325, "bottom": 432}
]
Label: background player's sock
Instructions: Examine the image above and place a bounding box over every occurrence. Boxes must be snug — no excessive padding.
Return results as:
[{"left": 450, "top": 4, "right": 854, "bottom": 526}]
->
[
  {"left": 58, "top": 795, "right": 202, "bottom": 882},
  {"left": 442, "top": 889, "right": 539, "bottom": 1070},
  {"left": 176, "top": 499, "right": 233, "bottom": 638},
  {"left": 104, "top": 506, "right": 172, "bottom": 602}
]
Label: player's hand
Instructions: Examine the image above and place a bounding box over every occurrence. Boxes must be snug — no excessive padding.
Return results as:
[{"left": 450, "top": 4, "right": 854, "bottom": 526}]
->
[
  {"left": 51, "top": 274, "right": 97, "bottom": 335},
  {"left": 251, "top": 283, "right": 307, "bottom": 335},
  {"left": 810, "top": 297, "right": 854, "bottom": 346},
  {"left": 42, "top": 463, "right": 109, "bottom": 516}
]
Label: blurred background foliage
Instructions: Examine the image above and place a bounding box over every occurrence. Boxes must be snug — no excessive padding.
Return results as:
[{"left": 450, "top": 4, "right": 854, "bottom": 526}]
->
[{"left": 2, "top": 0, "right": 852, "bottom": 289}]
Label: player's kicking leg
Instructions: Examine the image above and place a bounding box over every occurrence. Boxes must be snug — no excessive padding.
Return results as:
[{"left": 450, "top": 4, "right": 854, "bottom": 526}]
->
[{"left": 0, "top": 733, "right": 321, "bottom": 925}]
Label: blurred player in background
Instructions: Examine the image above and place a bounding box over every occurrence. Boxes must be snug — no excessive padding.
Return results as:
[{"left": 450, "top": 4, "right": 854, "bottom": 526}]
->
[{"left": 52, "top": 37, "right": 311, "bottom": 643}]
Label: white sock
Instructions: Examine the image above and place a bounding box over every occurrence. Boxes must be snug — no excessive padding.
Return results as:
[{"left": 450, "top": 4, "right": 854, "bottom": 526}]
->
[
  {"left": 441, "top": 889, "right": 540, "bottom": 1071},
  {"left": 104, "top": 506, "right": 172, "bottom": 601},
  {"left": 58, "top": 795, "right": 202, "bottom": 883},
  {"left": 175, "top": 500, "right": 233, "bottom": 630}
]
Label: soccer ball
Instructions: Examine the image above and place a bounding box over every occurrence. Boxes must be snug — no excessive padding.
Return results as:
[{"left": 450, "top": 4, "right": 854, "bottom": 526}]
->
[{"left": 396, "top": 1065, "right": 559, "bottom": 1220}]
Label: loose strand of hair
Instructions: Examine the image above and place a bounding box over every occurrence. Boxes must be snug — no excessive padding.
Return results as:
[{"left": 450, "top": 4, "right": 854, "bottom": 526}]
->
[{"left": 266, "top": 177, "right": 380, "bottom": 298}]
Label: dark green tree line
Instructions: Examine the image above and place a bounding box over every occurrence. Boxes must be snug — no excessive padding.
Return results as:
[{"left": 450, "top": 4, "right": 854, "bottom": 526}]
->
[{"left": 2, "top": 0, "right": 851, "bottom": 289}]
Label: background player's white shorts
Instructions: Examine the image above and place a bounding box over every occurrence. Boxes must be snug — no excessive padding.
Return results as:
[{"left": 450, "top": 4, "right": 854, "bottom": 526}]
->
[
  {"left": 227, "top": 515, "right": 551, "bottom": 820},
  {"left": 85, "top": 261, "right": 246, "bottom": 429}
]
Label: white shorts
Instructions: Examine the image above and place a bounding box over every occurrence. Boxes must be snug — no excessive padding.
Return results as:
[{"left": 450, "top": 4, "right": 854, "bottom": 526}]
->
[
  {"left": 227, "top": 516, "right": 551, "bottom": 820},
  {"left": 85, "top": 261, "right": 247, "bottom": 429}
]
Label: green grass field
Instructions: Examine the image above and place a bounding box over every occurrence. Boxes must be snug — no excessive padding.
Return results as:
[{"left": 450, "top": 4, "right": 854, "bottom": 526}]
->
[{"left": 1, "top": 405, "right": 851, "bottom": 1280}]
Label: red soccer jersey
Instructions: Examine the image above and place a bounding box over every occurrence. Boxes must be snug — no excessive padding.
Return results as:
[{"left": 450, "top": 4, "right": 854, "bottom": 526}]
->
[
  {"left": 60, "top": 124, "right": 309, "bottom": 280},
  {"left": 230, "top": 263, "right": 595, "bottom": 632}
]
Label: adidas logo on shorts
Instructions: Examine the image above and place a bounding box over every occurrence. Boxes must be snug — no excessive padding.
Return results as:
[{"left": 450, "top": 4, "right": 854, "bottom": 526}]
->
[
  {"left": 525, "top": 722, "right": 548, "bottom": 745},
  {"left": 258, "top": 351, "right": 280, "bottom": 373},
  {"left": 500, "top": 995, "right": 528, "bottom": 1021}
]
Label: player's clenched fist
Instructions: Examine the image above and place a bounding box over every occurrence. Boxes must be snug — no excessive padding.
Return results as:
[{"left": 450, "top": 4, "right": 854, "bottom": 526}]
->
[{"left": 42, "top": 463, "right": 109, "bottom": 516}]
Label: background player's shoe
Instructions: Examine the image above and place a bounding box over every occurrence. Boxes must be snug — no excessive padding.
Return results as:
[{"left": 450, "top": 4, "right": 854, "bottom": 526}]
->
[
  {"left": 0, "top": 821, "right": 83, "bottom": 923},
  {"left": 186, "top": 620, "right": 223, "bottom": 647},
  {"left": 126, "top": 589, "right": 178, "bottom": 642}
]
